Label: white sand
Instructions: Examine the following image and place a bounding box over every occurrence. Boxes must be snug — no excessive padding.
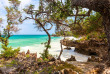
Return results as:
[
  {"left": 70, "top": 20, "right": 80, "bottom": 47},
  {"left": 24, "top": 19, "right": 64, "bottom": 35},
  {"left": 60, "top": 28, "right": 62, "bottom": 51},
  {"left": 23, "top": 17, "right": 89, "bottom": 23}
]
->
[
  {"left": 64, "top": 36, "right": 82, "bottom": 40},
  {"left": 20, "top": 36, "right": 90, "bottom": 62}
]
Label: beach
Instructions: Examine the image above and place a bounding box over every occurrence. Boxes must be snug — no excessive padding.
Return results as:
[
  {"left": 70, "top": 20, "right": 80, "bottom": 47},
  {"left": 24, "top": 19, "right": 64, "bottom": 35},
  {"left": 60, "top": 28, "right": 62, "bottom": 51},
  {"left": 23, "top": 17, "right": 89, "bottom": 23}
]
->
[{"left": 1, "top": 35, "right": 89, "bottom": 62}]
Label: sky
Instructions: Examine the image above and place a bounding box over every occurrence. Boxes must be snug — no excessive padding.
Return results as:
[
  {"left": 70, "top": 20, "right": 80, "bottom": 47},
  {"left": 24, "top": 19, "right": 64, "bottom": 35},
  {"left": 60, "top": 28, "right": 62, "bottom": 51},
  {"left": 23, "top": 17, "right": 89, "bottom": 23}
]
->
[{"left": 0, "top": 0, "right": 56, "bottom": 35}]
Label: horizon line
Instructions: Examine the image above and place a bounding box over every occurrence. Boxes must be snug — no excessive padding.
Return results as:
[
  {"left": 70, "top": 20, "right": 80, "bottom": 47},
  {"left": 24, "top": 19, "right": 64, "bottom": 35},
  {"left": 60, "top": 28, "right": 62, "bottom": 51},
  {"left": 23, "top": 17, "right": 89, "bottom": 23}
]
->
[{"left": 13, "top": 34, "right": 52, "bottom": 35}]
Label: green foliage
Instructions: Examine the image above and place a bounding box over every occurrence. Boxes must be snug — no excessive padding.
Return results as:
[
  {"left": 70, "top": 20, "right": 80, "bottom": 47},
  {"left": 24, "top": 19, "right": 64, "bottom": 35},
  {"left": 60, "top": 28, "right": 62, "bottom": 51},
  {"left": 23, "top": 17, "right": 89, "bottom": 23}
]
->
[
  {"left": 55, "top": 31, "right": 73, "bottom": 36},
  {"left": 0, "top": 0, "right": 21, "bottom": 59},
  {"left": 41, "top": 41, "right": 51, "bottom": 59},
  {"left": 38, "top": 62, "right": 83, "bottom": 73},
  {"left": 43, "top": 58, "right": 49, "bottom": 62},
  {"left": 40, "top": 49, "right": 49, "bottom": 60},
  {"left": 55, "top": 62, "right": 82, "bottom": 73},
  {"left": 48, "top": 0, "right": 73, "bottom": 20},
  {"left": 26, "top": 54, "right": 30, "bottom": 58},
  {"left": 99, "top": 33, "right": 106, "bottom": 39},
  {"left": 41, "top": 42, "right": 51, "bottom": 49},
  {"left": 37, "top": 58, "right": 42, "bottom": 62},
  {"left": 37, "top": 65, "right": 54, "bottom": 74},
  {"left": 69, "top": 12, "right": 105, "bottom": 40},
  {"left": 11, "top": 60, "right": 18, "bottom": 65},
  {"left": 5, "top": 59, "right": 19, "bottom": 67},
  {"left": 0, "top": 18, "right": 2, "bottom": 23},
  {"left": 46, "top": 0, "right": 105, "bottom": 40},
  {"left": 65, "top": 31, "right": 73, "bottom": 36},
  {"left": 0, "top": 46, "right": 20, "bottom": 58},
  {"left": 8, "top": 0, "right": 21, "bottom": 8},
  {"left": 34, "top": 70, "right": 39, "bottom": 74}
]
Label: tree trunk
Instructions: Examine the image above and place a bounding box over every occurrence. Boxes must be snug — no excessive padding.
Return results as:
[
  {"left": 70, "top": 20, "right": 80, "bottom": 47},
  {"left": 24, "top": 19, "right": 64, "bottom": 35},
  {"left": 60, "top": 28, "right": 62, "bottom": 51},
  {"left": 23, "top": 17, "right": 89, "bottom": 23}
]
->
[
  {"left": 57, "top": 42, "right": 63, "bottom": 60},
  {"left": 45, "top": 29, "right": 51, "bottom": 55},
  {"left": 103, "top": 16, "right": 110, "bottom": 59},
  {"left": 36, "top": 20, "right": 51, "bottom": 58},
  {"left": 71, "top": 0, "right": 110, "bottom": 13}
]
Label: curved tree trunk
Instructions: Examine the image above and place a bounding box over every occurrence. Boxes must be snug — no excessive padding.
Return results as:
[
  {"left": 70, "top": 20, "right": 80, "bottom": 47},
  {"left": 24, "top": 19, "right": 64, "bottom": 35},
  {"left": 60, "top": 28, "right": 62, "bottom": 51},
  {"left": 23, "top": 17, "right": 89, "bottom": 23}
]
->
[
  {"left": 71, "top": 0, "right": 110, "bottom": 14},
  {"left": 43, "top": 28, "right": 51, "bottom": 59},
  {"left": 36, "top": 20, "right": 51, "bottom": 58}
]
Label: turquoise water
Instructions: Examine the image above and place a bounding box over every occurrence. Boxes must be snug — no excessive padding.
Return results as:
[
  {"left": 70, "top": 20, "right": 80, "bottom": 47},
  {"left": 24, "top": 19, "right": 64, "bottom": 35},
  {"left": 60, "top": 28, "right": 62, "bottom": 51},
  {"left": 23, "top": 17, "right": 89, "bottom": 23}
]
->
[
  {"left": 1, "top": 35, "right": 61, "bottom": 48},
  {"left": 0, "top": 35, "right": 90, "bottom": 62}
]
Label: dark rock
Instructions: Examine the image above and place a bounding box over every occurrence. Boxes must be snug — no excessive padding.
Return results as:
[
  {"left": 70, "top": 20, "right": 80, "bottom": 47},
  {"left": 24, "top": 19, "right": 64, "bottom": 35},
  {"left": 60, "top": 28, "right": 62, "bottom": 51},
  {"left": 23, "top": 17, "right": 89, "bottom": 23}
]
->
[
  {"left": 49, "top": 57, "right": 56, "bottom": 61},
  {"left": 54, "top": 71, "right": 61, "bottom": 74},
  {"left": 0, "top": 68, "right": 5, "bottom": 74},
  {"left": 87, "top": 56, "right": 102, "bottom": 62},
  {"left": 64, "top": 47, "right": 71, "bottom": 50},
  {"left": 60, "top": 68, "right": 77, "bottom": 74},
  {"left": 66, "top": 55, "right": 76, "bottom": 61},
  {"left": 38, "top": 62, "right": 42, "bottom": 66},
  {"left": 60, "top": 39, "right": 74, "bottom": 47}
]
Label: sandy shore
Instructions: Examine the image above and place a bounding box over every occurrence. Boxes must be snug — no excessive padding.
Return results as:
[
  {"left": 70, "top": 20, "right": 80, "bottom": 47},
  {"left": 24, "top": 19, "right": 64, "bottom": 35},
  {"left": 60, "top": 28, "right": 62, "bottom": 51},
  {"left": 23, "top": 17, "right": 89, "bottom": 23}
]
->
[
  {"left": 64, "top": 36, "right": 82, "bottom": 40},
  {"left": 20, "top": 36, "right": 90, "bottom": 62}
]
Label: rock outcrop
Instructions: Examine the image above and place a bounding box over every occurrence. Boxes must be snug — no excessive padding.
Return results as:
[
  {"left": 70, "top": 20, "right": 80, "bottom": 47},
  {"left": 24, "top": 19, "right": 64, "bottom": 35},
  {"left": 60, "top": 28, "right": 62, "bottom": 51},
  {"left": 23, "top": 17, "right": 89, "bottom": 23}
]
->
[
  {"left": 60, "top": 68, "right": 78, "bottom": 74},
  {"left": 87, "top": 56, "right": 102, "bottom": 62},
  {"left": 61, "top": 39, "right": 108, "bottom": 57},
  {"left": 103, "top": 67, "right": 110, "bottom": 74},
  {"left": 66, "top": 55, "right": 76, "bottom": 61}
]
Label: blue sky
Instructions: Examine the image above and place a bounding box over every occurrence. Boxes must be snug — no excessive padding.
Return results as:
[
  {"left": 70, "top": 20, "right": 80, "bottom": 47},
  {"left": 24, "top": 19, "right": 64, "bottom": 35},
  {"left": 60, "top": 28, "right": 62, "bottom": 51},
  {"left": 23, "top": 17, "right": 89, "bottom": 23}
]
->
[{"left": 0, "top": 0, "right": 56, "bottom": 35}]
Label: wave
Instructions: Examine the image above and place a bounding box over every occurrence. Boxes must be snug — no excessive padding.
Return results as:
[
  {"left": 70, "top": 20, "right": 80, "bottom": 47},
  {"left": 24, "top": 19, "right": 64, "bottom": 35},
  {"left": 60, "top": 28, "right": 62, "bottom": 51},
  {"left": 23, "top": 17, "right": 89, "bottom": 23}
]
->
[{"left": 20, "top": 38, "right": 90, "bottom": 62}]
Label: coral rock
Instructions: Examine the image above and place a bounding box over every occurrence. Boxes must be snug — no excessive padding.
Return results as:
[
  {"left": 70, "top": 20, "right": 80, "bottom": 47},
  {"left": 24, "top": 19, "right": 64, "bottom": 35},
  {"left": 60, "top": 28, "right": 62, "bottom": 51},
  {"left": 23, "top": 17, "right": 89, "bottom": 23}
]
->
[
  {"left": 66, "top": 55, "right": 76, "bottom": 61},
  {"left": 26, "top": 49, "right": 30, "bottom": 54},
  {"left": 87, "top": 56, "right": 101, "bottom": 62},
  {"left": 61, "top": 68, "right": 77, "bottom": 74},
  {"left": 31, "top": 53, "right": 37, "bottom": 61},
  {"left": 50, "top": 57, "right": 56, "bottom": 61},
  {"left": 48, "top": 62, "right": 54, "bottom": 65},
  {"left": 21, "top": 52, "right": 25, "bottom": 56}
]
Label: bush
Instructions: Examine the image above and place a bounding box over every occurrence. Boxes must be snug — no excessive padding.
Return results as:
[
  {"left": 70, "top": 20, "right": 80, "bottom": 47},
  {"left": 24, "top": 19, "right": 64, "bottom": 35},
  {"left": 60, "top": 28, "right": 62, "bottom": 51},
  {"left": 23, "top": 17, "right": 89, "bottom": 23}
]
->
[
  {"left": 40, "top": 49, "right": 49, "bottom": 60},
  {"left": 0, "top": 45, "right": 20, "bottom": 58}
]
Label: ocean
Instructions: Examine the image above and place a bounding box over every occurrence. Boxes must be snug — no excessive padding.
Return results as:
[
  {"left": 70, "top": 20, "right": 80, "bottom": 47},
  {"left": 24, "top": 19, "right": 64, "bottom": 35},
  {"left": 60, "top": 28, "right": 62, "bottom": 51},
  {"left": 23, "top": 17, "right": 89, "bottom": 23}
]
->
[
  {"left": 8, "top": 35, "right": 61, "bottom": 47},
  {"left": 0, "top": 35, "right": 89, "bottom": 62}
]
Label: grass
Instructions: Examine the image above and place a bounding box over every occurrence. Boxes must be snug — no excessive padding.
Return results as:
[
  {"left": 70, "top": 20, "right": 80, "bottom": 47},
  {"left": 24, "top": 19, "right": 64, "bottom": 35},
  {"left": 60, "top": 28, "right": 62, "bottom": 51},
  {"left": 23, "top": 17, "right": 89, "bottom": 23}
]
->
[
  {"left": 26, "top": 54, "right": 30, "bottom": 58},
  {"left": 37, "top": 62, "right": 83, "bottom": 74},
  {"left": 55, "top": 62, "right": 83, "bottom": 73}
]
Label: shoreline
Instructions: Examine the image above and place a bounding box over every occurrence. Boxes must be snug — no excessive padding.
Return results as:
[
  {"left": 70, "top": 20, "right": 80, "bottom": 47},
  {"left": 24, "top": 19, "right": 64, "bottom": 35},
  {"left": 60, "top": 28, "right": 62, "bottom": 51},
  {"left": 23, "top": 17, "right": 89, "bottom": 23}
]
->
[
  {"left": 19, "top": 36, "right": 90, "bottom": 62},
  {"left": 0, "top": 36, "right": 89, "bottom": 62}
]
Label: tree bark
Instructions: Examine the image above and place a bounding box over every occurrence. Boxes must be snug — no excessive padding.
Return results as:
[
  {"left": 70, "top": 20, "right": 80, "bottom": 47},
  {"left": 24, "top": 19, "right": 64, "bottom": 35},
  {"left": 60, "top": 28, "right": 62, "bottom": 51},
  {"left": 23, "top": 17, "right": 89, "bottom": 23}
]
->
[
  {"left": 103, "top": 16, "right": 110, "bottom": 57},
  {"left": 57, "top": 41, "right": 63, "bottom": 60},
  {"left": 36, "top": 20, "right": 51, "bottom": 58},
  {"left": 71, "top": 0, "right": 110, "bottom": 16}
]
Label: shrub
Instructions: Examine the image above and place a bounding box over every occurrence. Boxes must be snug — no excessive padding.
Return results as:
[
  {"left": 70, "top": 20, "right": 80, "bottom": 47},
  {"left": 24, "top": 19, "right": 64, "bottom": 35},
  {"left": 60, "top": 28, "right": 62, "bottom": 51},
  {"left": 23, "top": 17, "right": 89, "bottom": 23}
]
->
[
  {"left": 0, "top": 45, "right": 20, "bottom": 58},
  {"left": 40, "top": 49, "right": 49, "bottom": 60}
]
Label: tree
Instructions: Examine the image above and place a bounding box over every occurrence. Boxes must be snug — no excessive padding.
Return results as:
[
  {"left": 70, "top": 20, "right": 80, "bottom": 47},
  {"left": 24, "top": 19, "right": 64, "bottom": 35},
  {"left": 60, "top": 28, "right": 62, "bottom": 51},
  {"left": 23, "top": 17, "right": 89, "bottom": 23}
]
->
[
  {"left": 0, "top": 0, "right": 21, "bottom": 58},
  {"left": 20, "top": 0, "right": 53, "bottom": 58},
  {"left": 69, "top": 0, "right": 110, "bottom": 63},
  {"left": 45, "top": 0, "right": 110, "bottom": 61},
  {"left": 70, "top": 0, "right": 110, "bottom": 54}
]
